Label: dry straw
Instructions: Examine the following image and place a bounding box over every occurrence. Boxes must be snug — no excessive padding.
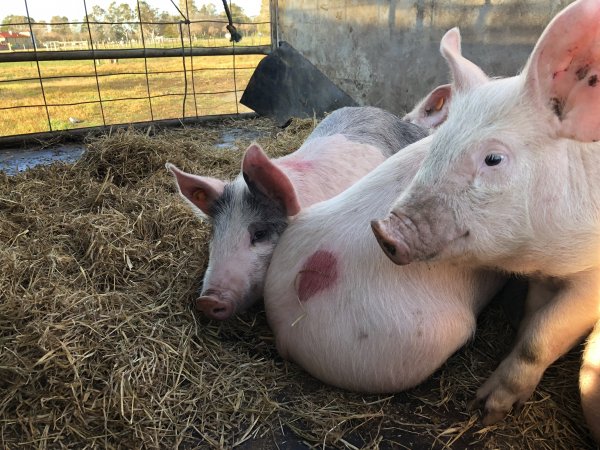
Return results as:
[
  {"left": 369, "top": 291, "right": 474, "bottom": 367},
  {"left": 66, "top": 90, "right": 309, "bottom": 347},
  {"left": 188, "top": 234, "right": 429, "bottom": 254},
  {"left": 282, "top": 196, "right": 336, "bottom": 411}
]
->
[{"left": 0, "top": 117, "right": 595, "bottom": 449}]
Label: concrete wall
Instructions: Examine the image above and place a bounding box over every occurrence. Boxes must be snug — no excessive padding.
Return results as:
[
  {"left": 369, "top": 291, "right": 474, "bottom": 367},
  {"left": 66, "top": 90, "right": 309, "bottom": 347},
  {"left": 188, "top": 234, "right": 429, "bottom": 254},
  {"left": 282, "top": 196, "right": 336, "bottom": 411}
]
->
[{"left": 277, "top": 0, "right": 574, "bottom": 115}]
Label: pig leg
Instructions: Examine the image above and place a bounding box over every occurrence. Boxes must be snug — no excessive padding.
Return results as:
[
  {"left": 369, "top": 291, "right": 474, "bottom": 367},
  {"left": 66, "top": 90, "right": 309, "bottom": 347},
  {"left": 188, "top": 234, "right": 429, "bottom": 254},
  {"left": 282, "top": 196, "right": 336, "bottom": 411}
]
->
[
  {"left": 513, "top": 280, "right": 557, "bottom": 338},
  {"left": 581, "top": 319, "right": 600, "bottom": 442},
  {"left": 474, "top": 272, "right": 600, "bottom": 425}
]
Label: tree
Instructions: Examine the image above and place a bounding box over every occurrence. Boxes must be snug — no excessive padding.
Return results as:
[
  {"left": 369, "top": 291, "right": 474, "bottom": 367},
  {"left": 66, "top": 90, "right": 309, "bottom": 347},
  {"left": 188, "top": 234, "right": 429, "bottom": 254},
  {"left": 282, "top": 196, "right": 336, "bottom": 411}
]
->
[
  {"left": 84, "top": 6, "right": 111, "bottom": 43},
  {"left": 49, "top": 16, "right": 69, "bottom": 32},
  {"left": 0, "top": 15, "right": 35, "bottom": 32},
  {"left": 178, "top": 0, "right": 199, "bottom": 18},
  {"left": 220, "top": 4, "right": 250, "bottom": 23},
  {"left": 198, "top": 3, "right": 217, "bottom": 16},
  {"left": 105, "top": 2, "right": 134, "bottom": 42},
  {"left": 189, "top": 3, "right": 217, "bottom": 38},
  {"left": 136, "top": 1, "right": 160, "bottom": 40},
  {"left": 157, "top": 11, "right": 179, "bottom": 39},
  {"left": 257, "top": 0, "right": 271, "bottom": 35},
  {"left": 89, "top": 5, "right": 106, "bottom": 20},
  {"left": 46, "top": 16, "right": 72, "bottom": 41}
]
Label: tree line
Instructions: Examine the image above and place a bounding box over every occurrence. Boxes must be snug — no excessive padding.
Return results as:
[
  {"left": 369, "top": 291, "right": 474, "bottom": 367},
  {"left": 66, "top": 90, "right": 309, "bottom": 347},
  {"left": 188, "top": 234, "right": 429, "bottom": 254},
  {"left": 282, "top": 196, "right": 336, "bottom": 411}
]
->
[{"left": 0, "top": 0, "right": 270, "bottom": 44}]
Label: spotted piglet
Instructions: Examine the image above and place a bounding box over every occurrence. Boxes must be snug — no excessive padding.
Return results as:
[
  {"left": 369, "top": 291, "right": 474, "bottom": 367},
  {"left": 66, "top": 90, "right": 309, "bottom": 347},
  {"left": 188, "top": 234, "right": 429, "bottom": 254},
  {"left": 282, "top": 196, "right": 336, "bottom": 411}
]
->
[{"left": 167, "top": 107, "right": 427, "bottom": 320}]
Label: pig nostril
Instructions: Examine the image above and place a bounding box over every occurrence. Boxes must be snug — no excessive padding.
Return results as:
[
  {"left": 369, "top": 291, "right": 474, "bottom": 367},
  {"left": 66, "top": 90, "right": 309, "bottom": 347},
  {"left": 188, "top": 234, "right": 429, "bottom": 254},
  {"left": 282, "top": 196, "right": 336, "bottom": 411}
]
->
[
  {"left": 195, "top": 296, "right": 234, "bottom": 320},
  {"left": 383, "top": 242, "right": 397, "bottom": 256}
]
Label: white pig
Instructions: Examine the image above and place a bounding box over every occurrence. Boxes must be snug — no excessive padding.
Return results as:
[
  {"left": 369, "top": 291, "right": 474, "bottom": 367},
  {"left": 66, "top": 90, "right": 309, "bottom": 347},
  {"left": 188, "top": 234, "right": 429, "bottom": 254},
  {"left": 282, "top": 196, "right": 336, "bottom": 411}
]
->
[
  {"left": 167, "top": 107, "right": 427, "bottom": 320},
  {"left": 372, "top": 0, "right": 600, "bottom": 439},
  {"left": 263, "top": 136, "right": 506, "bottom": 393}
]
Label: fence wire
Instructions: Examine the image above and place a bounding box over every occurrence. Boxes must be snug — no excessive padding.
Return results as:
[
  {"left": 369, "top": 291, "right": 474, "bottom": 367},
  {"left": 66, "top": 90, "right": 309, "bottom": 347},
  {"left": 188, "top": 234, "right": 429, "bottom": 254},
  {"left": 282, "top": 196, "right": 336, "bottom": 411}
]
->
[{"left": 0, "top": 0, "right": 273, "bottom": 138}]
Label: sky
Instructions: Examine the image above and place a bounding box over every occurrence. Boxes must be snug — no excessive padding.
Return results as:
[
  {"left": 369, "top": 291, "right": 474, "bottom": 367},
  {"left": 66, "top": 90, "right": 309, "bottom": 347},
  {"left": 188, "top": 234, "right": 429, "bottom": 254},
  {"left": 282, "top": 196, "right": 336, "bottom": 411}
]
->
[{"left": 0, "top": 0, "right": 262, "bottom": 22}]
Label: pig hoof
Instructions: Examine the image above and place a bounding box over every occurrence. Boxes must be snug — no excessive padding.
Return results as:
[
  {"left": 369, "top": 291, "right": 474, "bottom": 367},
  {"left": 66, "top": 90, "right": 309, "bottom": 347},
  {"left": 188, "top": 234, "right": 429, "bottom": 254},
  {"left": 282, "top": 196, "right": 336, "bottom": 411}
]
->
[
  {"left": 482, "top": 399, "right": 526, "bottom": 425},
  {"left": 473, "top": 371, "right": 536, "bottom": 427},
  {"left": 471, "top": 391, "right": 513, "bottom": 426},
  {"left": 467, "top": 397, "right": 483, "bottom": 412},
  {"left": 467, "top": 396, "right": 510, "bottom": 425},
  {"left": 481, "top": 408, "right": 509, "bottom": 426}
]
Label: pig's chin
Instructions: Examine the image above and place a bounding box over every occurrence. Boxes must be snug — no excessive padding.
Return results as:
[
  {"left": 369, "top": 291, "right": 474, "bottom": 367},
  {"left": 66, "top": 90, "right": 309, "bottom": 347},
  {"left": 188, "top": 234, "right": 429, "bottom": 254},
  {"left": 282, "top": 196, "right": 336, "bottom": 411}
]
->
[
  {"left": 430, "top": 230, "right": 471, "bottom": 261},
  {"left": 235, "top": 283, "right": 264, "bottom": 313},
  {"left": 437, "top": 228, "right": 523, "bottom": 268},
  {"left": 236, "top": 293, "right": 260, "bottom": 313},
  {"left": 408, "top": 230, "right": 471, "bottom": 265}
]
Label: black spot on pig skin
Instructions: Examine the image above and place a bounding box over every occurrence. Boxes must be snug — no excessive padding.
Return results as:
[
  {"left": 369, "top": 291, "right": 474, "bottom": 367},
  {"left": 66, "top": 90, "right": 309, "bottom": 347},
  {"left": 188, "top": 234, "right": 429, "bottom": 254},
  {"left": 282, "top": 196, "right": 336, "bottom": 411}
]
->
[
  {"left": 576, "top": 65, "right": 590, "bottom": 80},
  {"left": 550, "top": 97, "right": 564, "bottom": 120},
  {"left": 209, "top": 184, "right": 235, "bottom": 217},
  {"left": 589, "top": 74, "right": 598, "bottom": 87},
  {"left": 210, "top": 182, "right": 288, "bottom": 247},
  {"left": 244, "top": 187, "right": 288, "bottom": 237}
]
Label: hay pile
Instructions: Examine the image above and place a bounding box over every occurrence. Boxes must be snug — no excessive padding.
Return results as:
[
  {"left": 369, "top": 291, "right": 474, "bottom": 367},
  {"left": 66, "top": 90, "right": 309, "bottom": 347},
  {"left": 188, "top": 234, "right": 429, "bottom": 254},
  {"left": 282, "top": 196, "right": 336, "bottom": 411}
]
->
[{"left": 0, "top": 118, "right": 596, "bottom": 449}]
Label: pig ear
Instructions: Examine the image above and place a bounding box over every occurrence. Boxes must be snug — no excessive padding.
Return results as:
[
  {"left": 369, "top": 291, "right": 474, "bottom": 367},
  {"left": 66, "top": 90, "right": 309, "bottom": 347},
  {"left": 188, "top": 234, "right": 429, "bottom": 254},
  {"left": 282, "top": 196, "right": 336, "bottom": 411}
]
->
[
  {"left": 241, "top": 143, "right": 301, "bottom": 217},
  {"left": 440, "top": 28, "right": 488, "bottom": 92},
  {"left": 524, "top": 0, "right": 600, "bottom": 142},
  {"left": 405, "top": 84, "right": 452, "bottom": 129},
  {"left": 165, "top": 163, "right": 225, "bottom": 219}
]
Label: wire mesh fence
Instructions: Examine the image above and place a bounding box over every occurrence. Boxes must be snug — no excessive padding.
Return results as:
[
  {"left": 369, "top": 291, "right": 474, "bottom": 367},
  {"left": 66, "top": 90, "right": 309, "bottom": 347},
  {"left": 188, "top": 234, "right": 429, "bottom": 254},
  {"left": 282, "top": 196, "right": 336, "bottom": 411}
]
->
[{"left": 0, "top": 0, "right": 274, "bottom": 139}]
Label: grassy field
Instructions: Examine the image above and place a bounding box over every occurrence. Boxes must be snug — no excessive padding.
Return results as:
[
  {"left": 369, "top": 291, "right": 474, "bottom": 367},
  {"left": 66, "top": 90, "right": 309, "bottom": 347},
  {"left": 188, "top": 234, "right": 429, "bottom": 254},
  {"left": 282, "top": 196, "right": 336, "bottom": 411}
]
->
[{"left": 0, "top": 38, "right": 268, "bottom": 137}]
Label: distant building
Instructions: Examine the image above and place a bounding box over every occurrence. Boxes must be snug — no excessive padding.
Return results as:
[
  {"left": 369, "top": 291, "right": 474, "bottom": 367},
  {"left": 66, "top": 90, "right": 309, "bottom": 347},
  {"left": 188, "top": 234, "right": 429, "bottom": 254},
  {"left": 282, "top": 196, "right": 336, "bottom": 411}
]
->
[{"left": 0, "top": 31, "right": 35, "bottom": 50}]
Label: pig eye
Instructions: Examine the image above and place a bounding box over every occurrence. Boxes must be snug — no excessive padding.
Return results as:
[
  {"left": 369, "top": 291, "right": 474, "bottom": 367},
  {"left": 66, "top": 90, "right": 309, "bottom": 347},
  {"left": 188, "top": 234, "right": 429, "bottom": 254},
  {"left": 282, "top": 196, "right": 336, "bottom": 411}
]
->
[
  {"left": 251, "top": 228, "right": 269, "bottom": 244},
  {"left": 484, "top": 153, "right": 504, "bottom": 166}
]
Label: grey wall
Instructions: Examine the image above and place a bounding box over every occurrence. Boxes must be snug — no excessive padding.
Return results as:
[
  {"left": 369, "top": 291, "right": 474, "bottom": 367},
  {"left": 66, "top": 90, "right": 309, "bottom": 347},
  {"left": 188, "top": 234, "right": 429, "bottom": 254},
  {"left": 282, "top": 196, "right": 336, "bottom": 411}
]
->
[{"left": 277, "top": 0, "right": 575, "bottom": 115}]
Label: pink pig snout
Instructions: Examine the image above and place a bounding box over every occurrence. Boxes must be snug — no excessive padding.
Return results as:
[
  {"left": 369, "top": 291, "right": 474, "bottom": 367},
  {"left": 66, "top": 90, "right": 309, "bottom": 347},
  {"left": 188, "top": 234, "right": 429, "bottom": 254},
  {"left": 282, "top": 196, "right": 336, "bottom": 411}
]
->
[
  {"left": 194, "top": 291, "right": 236, "bottom": 320},
  {"left": 371, "top": 213, "right": 413, "bottom": 265}
]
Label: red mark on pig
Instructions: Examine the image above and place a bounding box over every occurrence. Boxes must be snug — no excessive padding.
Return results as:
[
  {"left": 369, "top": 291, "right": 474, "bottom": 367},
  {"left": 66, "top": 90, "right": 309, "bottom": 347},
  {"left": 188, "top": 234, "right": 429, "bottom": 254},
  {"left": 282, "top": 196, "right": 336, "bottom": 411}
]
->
[
  {"left": 297, "top": 250, "right": 338, "bottom": 302},
  {"left": 279, "top": 159, "right": 314, "bottom": 173}
]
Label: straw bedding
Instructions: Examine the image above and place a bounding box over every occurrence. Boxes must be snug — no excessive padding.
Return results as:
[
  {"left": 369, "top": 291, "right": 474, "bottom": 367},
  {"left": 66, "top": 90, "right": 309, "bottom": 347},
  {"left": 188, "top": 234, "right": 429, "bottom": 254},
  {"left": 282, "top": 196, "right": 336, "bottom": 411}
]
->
[{"left": 0, "top": 118, "right": 596, "bottom": 449}]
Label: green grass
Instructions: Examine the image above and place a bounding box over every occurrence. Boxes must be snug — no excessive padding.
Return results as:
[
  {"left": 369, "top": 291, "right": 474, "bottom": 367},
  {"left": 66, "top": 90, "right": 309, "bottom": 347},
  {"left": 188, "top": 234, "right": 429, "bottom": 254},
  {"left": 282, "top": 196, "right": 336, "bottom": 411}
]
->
[{"left": 0, "top": 49, "right": 267, "bottom": 137}]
